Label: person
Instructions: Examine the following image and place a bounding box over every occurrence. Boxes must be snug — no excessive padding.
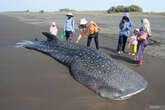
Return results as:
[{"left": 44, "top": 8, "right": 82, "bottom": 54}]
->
[
  {"left": 117, "top": 13, "right": 133, "bottom": 54},
  {"left": 128, "top": 28, "right": 139, "bottom": 56},
  {"left": 136, "top": 22, "right": 149, "bottom": 64},
  {"left": 50, "top": 22, "right": 58, "bottom": 36},
  {"left": 64, "top": 12, "right": 75, "bottom": 42},
  {"left": 141, "top": 18, "right": 152, "bottom": 38},
  {"left": 75, "top": 18, "right": 100, "bottom": 50}
]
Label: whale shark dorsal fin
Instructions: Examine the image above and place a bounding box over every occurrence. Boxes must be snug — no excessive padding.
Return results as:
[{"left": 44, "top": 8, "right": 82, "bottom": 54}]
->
[{"left": 42, "top": 32, "right": 58, "bottom": 41}]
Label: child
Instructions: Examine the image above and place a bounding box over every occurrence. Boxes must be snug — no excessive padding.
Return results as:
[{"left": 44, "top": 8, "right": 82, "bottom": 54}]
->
[
  {"left": 50, "top": 22, "right": 58, "bottom": 36},
  {"left": 128, "top": 29, "right": 139, "bottom": 56}
]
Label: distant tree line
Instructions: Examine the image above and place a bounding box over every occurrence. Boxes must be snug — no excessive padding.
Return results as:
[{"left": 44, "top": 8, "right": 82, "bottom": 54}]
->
[
  {"left": 107, "top": 5, "right": 143, "bottom": 13},
  {"left": 25, "top": 10, "right": 30, "bottom": 13},
  {"left": 59, "top": 8, "right": 77, "bottom": 12},
  {"left": 24, "top": 9, "right": 45, "bottom": 13},
  {"left": 39, "top": 10, "right": 44, "bottom": 13}
]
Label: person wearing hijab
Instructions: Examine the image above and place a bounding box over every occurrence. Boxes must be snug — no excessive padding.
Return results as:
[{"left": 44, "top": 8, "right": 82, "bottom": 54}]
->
[
  {"left": 117, "top": 13, "right": 133, "bottom": 54},
  {"left": 50, "top": 22, "right": 58, "bottom": 36},
  {"left": 136, "top": 19, "right": 150, "bottom": 64},
  {"left": 141, "top": 18, "right": 152, "bottom": 37}
]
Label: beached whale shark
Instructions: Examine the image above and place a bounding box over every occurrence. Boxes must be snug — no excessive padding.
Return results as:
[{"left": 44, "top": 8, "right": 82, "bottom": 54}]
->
[{"left": 16, "top": 32, "right": 147, "bottom": 100}]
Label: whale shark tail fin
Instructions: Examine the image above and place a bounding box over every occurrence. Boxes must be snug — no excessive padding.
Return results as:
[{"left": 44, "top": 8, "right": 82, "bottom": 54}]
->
[
  {"left": 42, "top": 32, "right": 59, "bottom": 42},
  {"left": 16, "top": 40, "right": 34, "bottom": 48}
]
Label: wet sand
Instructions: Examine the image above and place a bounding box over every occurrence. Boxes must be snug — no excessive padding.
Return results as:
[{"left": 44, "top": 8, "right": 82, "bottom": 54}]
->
[{"left": 0, "top": 13, "right": 165, "bottom": 110}]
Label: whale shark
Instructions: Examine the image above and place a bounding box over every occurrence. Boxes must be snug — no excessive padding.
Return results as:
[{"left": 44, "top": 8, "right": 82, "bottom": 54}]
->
[{"left": 16, "top": 32, "right": 147, "bottom": 100}]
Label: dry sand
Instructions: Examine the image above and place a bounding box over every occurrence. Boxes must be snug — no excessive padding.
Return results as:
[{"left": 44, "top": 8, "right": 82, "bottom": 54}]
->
[{"left": 0, "top": 12, "right": 165, "bottom": 110}]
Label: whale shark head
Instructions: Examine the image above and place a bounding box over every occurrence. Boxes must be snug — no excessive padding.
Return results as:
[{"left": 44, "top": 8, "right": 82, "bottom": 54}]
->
[
  {"left": 70, "top": 51, "right": 148, "bottom": 100},
  {"left": 98, "top": 80, "right": 147, "bottom": 100},
  {"left": 97, "top": 64, "right": 148, "bottom": 100}
]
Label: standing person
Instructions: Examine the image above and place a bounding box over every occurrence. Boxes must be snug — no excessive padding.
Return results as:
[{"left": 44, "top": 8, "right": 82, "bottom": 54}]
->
[
  {"left": 141, "top": 18, "right": 152, "bottom": 38},
  {"left": 136, "top": 22, "right": 149, "bottom": 64},
  {"left": 117, "top": 13, "right": 133, "bottom": 54},
  {"left": 64, "top": 12, "right": 75, "bottom": 42},
  {"left": 128, "top": 28, "right": 139, "bottom": 56},
  {"left": 75, "top": 18, "right": 100, "bottom": 50},
  {"left": 50, "top": 22, "right": 58, "bottom": 36}
]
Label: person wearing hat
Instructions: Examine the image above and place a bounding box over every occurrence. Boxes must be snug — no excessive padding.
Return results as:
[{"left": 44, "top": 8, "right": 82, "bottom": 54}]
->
[
  {"left": 64, "top": 12, "right": 75, "bottom": 42},
  {"left": 75, "top": 18, "right": 100, "bottom": 50},
  {"left": 50, "top": 22, "right": 58, "bottom": 36}
]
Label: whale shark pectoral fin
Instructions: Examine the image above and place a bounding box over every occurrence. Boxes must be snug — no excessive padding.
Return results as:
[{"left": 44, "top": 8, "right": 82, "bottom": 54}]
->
[
  {"left": 87, "top": 81, "right": 103, "bottom": 91},
  {"left": 73, "top": 73, "right": 100, "bottom": 91},
  {"left": 42, "top": 32, "right": 58, "bottom": 41},
  {"left": 70, "top": 66, "right": 102, "bottom": 92}
]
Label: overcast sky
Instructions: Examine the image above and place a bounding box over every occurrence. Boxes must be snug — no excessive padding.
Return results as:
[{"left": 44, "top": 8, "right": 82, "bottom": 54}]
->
[{"left": 0, "top": 0, "right": 164, "bottom": 12}]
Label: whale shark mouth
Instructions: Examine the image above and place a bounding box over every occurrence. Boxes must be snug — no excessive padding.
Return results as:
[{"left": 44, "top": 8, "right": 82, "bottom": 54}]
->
[
  {"left": 98, "top": 87, "right": 146, "bottom": 100},
  {"left": 97, "top": 79, "right": 147, "bottom": 100},
  {"left": 114, "top": 87, "right": 146, "bottom": 100}
]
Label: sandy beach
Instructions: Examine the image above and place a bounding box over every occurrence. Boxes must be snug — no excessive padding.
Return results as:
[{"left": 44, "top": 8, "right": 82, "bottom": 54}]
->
[{"left": 0, "top": 12, "right": 165, "bottom": 110}]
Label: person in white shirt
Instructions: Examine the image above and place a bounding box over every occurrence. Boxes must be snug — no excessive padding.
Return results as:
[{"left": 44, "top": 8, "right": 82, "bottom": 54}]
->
[
  {"left": 128, "top": 28, "right": 139, "bottom": 56},
  {"left": 64, "top": 13, "right": 75, "bottom": 42}
]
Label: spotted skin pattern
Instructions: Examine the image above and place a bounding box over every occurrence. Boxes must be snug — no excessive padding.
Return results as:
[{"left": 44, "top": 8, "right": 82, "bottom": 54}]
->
[{"left": 16, "top": 32, "right": 147, "bottom": 100}]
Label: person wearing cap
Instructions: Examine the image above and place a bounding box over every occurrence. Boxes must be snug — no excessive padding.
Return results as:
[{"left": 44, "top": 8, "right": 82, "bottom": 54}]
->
[
  {"left": 50, "top": 22, "right": 58, "bottom": 36},
  {"left": 75, "top": 18, "right": 100, "bottom": 50},
  {"left": 64, "top": 12, "right": 75, "bottom": 42}
]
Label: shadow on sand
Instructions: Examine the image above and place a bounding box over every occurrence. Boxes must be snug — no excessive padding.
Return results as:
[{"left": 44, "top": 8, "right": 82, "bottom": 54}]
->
[{"left": 100, "top": 46, "right": 137, "bottom": 64}]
